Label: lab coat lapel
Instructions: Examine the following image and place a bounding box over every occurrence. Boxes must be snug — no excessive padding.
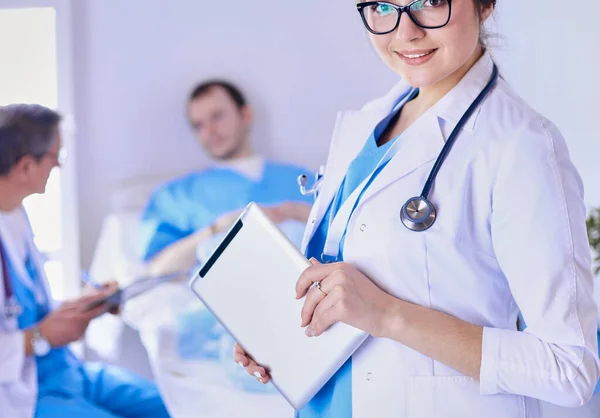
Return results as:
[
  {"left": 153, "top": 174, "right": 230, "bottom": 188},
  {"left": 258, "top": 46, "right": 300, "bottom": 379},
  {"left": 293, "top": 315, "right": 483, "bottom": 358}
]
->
[
  {"left": 301, "top": 110, "right": 383, "bottom": 252},
  {"left": 301, "top": 80, "right": 414, "bottom": 252},
  {"left": 22, "top": 210, "right": 52, "bottom": 304},
  {"left": 0, "top": 234, "right": 18, "bottom": 331},
  {"left": 0, "top": 209, "right": 45, "bottom": 296},
  {"left": 358, "top": 108, "right": 446, "bottom": 206},
  {"left": 356, "top": 52, "right": 496, "bottom": 208},
  {"left": 315, "top": 111, "right": 384, "bottom": 219}
]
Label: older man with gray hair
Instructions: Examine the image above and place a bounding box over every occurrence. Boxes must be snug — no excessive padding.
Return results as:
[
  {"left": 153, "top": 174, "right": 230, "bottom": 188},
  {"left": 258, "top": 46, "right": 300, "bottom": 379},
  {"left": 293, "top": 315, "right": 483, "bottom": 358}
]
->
[{"left": 0, "top": 104, "right": 171, "bottom": 418}]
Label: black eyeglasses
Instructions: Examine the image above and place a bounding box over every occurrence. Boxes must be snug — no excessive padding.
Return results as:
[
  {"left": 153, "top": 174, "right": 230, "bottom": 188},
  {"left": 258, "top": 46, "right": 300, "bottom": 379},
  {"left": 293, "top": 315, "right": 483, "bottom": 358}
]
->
[{"left": 356, "top": 0, "right": 452, "bottom": 35}]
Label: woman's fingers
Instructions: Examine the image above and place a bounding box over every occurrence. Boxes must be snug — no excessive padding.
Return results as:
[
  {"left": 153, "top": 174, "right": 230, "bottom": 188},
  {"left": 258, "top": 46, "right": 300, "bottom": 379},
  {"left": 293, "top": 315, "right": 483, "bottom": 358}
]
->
[
  {"left": 300, "top": 285, "right": 327, "bottom": 327},
  {"left": 233, "top": 343, "right": 270, "bottom": 384},
  {"left": 233, "top": 343, "right": 249, "bottom": 366},
  {"left": 246, "top": 362, "right": 270, "bottom": 384}
]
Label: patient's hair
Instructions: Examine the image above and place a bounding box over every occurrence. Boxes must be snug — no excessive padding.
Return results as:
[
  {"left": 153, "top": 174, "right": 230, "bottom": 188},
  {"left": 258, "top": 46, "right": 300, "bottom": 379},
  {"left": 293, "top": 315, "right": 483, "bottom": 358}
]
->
[
  {"left": 188, "top": 80, "right": 247, "bottom": 110},
  {"left": 0, "top": 104, "right": 61, "bottom": 176}
]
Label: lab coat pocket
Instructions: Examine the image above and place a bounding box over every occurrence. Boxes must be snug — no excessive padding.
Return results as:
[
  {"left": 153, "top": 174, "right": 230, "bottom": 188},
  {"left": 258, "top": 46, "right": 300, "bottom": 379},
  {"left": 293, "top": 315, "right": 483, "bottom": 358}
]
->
[{"left": 407, "top": 375, "right": 525, "bottom": 418}]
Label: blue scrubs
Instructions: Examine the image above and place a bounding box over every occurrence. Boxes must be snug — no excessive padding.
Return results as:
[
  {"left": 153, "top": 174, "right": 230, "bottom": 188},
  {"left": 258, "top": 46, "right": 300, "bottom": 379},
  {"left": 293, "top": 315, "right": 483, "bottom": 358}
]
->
[
  {"left": 140, "top": 161, "right": 313, "bottom": 261},
  {"left": 6, "top": 248, "right": 170, "bottom": 418},
  {"left": 299, "top": 94, "right": 412, "bottom": 417}
]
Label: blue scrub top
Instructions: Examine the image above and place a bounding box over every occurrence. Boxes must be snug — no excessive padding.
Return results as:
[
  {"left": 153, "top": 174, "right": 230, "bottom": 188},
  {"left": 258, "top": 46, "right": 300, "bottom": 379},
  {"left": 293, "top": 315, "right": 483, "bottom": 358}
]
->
[
  {"left": 140, "top": 161, "right": 313, "bottom": 261},
  {"left": 299, "top": 100, "right": 407, "bottom": 417},
  {"left": 6, "top": 250, "right": 84, "bottom": 397}
]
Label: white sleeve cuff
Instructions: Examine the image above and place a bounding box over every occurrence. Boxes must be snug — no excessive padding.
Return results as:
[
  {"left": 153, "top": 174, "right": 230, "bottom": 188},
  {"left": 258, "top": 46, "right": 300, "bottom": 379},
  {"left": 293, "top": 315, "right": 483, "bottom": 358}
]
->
[{"left": 480, "top": 326, "right": 501, "bottom": 395}]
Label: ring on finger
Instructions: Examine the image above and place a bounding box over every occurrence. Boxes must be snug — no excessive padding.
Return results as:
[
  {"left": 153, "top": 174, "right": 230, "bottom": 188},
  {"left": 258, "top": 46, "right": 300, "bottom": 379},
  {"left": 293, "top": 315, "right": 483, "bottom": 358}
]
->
[{"left": 315, "top": 281, "right": 327, "bottom": 296}]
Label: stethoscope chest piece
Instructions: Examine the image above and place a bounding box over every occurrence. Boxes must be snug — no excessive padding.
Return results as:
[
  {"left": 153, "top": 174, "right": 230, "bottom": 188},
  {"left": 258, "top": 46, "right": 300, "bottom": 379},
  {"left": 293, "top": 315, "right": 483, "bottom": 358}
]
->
[{"left": 400, "top": 196, "right": 437, "bottom": 232}]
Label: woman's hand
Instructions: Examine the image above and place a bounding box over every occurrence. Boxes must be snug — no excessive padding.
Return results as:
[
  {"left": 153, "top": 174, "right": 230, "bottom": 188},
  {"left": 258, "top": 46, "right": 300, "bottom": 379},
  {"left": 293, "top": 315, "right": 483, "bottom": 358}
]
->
[
  {"left": 232, "top": 258, "right": 398, "bottom": 384},
  {"left": 233, "top": 343, "right": 271, "bottom": 384},
  {"left": 297, "top": 259, "right": 398, "bottom": 338}
]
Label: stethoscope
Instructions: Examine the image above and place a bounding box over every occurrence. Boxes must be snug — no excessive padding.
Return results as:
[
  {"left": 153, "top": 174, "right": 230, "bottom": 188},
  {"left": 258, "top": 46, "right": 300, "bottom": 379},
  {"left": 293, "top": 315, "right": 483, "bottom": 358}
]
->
[
  {"left": 299, "top": 64, "right": 499, "bottom": 232},
  {"left": 298, "top": 165, "right": 325, "bottom": 199},
  {"left": 0, "top": 235, "right": 23, "bottom": 322}
]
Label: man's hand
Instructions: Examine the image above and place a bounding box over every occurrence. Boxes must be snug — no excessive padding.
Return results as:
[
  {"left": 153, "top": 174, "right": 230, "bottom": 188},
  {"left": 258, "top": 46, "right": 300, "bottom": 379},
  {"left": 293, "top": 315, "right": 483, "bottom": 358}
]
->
[
  {"left": 82, "top": 281, "right": 120, "bottom": 315},
  {"left": 263, "top": 202, "right": 312, "bottom": 224},
  {"left": 37, "top": 288, "right": 114, "bottom": 348},
  {"left": 211, "top": 209, "right": 245, "bottom": 235}
]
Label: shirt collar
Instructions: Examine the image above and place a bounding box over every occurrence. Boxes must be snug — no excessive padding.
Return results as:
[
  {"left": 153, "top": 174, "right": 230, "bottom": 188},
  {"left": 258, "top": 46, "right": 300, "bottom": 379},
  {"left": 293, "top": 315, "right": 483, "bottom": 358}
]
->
[{"left": 214, "top": 154, "right": 265, "bottom": 182}]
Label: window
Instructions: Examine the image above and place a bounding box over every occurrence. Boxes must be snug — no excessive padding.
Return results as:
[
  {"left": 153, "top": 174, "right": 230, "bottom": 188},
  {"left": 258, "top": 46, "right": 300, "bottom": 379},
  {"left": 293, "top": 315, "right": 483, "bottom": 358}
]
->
[{"left": 0, "top": 1, "right": 79, "bottom": 301}]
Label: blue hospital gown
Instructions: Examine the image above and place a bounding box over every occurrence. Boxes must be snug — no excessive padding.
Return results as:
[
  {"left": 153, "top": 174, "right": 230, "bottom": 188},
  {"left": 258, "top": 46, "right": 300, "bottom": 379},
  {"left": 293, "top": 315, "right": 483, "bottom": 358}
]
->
[{"left": 140, "top": 160, "right": 312, "bottom": 261}]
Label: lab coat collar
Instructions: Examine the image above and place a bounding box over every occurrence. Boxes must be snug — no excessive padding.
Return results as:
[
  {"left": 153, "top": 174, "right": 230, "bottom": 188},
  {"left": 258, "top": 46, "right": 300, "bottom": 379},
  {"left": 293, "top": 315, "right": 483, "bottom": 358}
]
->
[
  {"left": 310, "top": 109, "right": 387, "bottom": 236},
  {"left": 304, "top": 54, "right": 495, "bottom": 246},
  {"left": 304, "top": 83, "right": 444, "bottom": 248},
  {"left": 434, "top": 50, "right": 495, "bottom": 132},
  {"left": 350, "top": 51, "right": 496, "bottom": 208},
  {"left": 358, "top": 107, "right": 445, "bottom": 205},
  {"left": 353, "top": 49, "right": 495, "bottom": 133}
]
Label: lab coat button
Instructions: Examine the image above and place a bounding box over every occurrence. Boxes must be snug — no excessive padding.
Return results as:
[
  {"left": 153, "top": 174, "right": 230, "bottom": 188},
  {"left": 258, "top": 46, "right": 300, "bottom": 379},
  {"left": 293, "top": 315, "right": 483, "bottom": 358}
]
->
[
  {"left": 360, "top": 224, "right": 366, "bottom": 232},
  {"left": 366, "top": 372, "right": 373, "bottom": 381}
]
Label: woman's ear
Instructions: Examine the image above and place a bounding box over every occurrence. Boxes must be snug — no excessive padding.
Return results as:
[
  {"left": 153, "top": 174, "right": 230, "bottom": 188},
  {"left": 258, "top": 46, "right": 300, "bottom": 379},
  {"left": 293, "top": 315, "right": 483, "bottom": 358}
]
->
[{"left": 480, "top": 2, "right": 495, "bottom": 23}]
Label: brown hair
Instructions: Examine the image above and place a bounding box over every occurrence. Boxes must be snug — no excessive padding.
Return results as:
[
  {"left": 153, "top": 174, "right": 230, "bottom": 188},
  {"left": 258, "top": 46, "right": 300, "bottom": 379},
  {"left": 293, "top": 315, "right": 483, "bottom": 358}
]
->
[{"left": 188, "top": 80, "right": 247, "bottom": 110}]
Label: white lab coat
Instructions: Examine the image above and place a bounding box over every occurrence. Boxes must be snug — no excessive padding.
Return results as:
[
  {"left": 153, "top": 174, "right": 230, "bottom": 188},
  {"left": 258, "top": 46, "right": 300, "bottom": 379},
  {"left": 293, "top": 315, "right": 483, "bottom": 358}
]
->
[
  {"left": 301, "top": 52, "right": 600, "bottom": 418},
  {"left": 0, "top": 208, "right": 51, "bottom": 418}
]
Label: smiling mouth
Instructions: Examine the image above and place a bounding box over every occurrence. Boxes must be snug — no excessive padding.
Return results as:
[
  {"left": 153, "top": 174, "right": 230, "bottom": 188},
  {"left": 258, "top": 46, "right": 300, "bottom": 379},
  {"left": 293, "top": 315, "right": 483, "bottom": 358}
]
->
[{"left": 399, "top": 49, "right": 437, "bottom": 59}]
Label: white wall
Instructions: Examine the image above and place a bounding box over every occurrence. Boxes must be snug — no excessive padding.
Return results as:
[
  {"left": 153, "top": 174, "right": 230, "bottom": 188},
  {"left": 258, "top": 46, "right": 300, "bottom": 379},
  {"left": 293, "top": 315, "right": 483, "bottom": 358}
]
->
[
  {"left": 73, "top": 0, "right": 600, "bottom": 267},
  {"left": 72, "top": 0, "right": 398, "bottom": 267},
  {"left": 492, "top": 1, "right": 600, "bottom": 206}
]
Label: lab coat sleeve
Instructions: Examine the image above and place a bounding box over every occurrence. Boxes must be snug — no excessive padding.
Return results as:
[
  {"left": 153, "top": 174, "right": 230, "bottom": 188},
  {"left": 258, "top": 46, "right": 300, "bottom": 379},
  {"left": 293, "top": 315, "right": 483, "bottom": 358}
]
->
[
  {"left": 480, "top": 118, "right": 600, "bottom": 406},
  {"left": 0, "top": 330, "right": 26, "bottom": 383}
]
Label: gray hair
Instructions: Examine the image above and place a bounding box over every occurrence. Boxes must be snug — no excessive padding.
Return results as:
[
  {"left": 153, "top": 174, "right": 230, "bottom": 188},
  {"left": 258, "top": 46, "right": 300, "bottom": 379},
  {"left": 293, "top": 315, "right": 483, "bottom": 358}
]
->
[{"left": 0, "top": 104, "right": 61, "bottom": 176}]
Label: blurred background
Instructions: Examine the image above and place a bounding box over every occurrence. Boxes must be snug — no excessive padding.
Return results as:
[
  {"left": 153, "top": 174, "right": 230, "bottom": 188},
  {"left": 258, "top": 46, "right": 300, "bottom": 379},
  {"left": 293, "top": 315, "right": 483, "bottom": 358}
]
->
[{"left": 0, "top": 0, "right": 598, "bottom": 417}]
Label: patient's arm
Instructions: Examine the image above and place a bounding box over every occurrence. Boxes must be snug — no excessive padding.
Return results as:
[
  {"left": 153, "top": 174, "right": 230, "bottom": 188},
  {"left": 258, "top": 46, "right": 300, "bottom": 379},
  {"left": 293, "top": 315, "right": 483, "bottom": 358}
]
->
[
  {"left": 146, "top": 207, "right": 249, "bottom": 277},
  {"left": 275, "top": 202, "right": 312, "bottom": 223},
  {"left": 146, "top": 202, "right": 312, "bottom": 278},
  {"left": 146, "top": 219, "right": 228, "bottom": 278}
]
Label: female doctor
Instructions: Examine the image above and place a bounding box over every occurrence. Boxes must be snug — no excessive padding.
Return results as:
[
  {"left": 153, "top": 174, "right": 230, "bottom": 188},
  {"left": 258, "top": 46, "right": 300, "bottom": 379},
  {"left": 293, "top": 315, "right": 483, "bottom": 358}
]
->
[{"left": 235, "top": 0, "right": 600, "bottom": 417}]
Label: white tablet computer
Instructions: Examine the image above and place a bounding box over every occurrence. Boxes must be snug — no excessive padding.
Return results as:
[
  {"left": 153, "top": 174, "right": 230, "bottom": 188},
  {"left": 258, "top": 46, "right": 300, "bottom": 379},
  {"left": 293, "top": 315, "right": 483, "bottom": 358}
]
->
[{"left": 189, "top": 202, "right": 368, "bottom": 411}]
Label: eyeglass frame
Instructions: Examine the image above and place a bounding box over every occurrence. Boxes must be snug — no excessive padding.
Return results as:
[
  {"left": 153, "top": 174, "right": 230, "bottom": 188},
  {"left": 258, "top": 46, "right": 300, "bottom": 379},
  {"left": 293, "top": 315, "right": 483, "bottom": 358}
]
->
[{"left": 356, "top": 0, "right": 453, "bottom": 35}]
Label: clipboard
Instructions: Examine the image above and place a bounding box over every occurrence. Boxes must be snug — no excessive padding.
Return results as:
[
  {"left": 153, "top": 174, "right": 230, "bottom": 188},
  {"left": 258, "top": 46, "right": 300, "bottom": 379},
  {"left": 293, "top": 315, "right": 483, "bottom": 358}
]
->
[
  {"left": 189, "top": 202, "right": 368, "bottom": 411},
  {"left": 83, "top": 270, "right": 189, "bottom": 312}
]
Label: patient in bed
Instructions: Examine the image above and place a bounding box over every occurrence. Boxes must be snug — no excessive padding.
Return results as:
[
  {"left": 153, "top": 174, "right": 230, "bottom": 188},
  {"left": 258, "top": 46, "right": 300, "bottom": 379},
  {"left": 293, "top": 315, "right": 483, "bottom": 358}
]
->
[{"left": 128, "top": 81, "right": 312, "bottom": 417}]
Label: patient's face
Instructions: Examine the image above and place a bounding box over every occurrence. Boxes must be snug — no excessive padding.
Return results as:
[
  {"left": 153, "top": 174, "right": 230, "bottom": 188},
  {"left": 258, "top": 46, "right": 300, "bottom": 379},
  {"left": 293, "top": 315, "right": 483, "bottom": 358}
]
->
[{"left": 188, "top": 87, "right": 252, "bottom": 160}]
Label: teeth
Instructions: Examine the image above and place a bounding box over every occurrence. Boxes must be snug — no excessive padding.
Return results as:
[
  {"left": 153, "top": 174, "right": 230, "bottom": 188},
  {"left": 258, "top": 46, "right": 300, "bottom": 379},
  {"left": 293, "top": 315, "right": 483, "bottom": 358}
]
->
[{"left": 404, "top": 51, "right": 431, "bottom": 59}]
